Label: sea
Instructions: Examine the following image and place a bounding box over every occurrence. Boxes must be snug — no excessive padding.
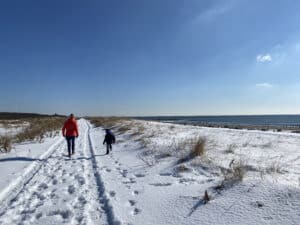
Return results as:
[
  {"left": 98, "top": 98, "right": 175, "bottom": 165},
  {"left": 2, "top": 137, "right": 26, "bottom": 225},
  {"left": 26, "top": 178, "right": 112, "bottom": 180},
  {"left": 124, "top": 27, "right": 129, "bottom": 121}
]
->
[{"left": 136, "top": 115, "right": 300, "bottom": 128}]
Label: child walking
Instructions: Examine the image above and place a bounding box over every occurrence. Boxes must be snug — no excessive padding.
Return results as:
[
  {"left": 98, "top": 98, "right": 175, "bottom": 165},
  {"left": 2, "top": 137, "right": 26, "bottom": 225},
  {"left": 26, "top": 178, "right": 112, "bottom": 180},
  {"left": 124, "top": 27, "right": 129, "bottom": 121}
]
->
[{"left": 103, "top": 129, "right": 116, "bottom": 154}]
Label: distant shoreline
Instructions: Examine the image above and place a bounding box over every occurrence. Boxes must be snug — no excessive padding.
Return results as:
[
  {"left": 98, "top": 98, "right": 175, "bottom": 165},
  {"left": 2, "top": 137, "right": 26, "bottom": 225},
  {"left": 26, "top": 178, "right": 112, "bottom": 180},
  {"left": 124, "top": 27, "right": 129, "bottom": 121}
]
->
[
  {"left": 171, "top": 121, "right": 300, "bottom": 133},
  {"left": 135, "top": 115, "right": 300, "bottom": 133}
]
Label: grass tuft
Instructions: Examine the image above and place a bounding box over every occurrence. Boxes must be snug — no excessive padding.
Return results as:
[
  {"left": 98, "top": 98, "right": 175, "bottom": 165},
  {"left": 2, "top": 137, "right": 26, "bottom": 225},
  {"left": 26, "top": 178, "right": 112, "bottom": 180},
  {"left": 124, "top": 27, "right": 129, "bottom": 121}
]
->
[
  {"left": 15, "top": 117, "right": 65, "bottom": 143},
  {"left": 88, "top": 117, "right": 128, "bottom": 129},
  {"left": 191, "top": 137, "right": 206, "bottom": 157},
  {"left": 0, "top": 136, "right": 12, "bottom": 152},
  {"left": 222, "top": 159, "right": 246, "bottom": 183},
  {"left": 202, "top": 190, "right": 210, "bottom": 204}
]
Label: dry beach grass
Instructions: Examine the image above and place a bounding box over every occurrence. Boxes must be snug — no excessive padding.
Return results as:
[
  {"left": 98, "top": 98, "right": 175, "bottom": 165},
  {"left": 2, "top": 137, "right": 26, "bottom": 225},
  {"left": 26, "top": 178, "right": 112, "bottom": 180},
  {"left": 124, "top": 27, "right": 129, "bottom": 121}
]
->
[{"left": 0, "top": 116, "right": 66, "bottom": 152}]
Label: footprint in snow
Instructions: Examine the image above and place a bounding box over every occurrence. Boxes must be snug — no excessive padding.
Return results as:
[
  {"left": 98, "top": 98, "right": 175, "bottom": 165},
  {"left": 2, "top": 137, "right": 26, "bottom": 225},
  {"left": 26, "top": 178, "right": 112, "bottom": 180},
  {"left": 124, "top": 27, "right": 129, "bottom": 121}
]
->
[
  {"left": 128, "top": 200, "right": 136, "bottom": 206},
  {"left": 20, "top": 208, "right": 36, "bottom": 215},
  {"left": 35, "top": 212, "right": 43, "bottom": 220},
  {"left": 38, "top": 183, "right": 48, "bottom": 190},
  {"left": 123, "top": 178, "right": 136, "bottom": 184},
  {"left": 149, "top": 182, "right": 172, "bottom": 187},
  {"left": 109, "top": 191, "right": 116, "bottom": 197},
  {"left": 106, "top": 168, "right": 111, "bottom": 172},
  {"left": 33, "top": 192, "right": 46, "bottom": 201},
  {"left": 132, "top": 208, "right": 141, "bottom": 215},
  {"left": 121, "top": 170, "right": 128, "bottom": 177},
  {"left": 179, "top": 178, "right": 196, "bottom": 184},
  {"left": 159, "top": 172, "right": 172, "bottom": 177},
  {"left": 76, "top": 216, "right": 84, "bottom": 223},
  {"left": 50, "top": 192, "right": 57, "bottom": 199},
  {"left": 132, "top": 190, "right": 139, "bottom": 195},
  {"left": 52, "top": 179, "right": 58, "bottom": 185},
  {"left": 75, "top": 175, "right": 85, "bottom": 185},
  {"left": 134, "top": 173, "right": 145, "bottom": 178},
  {"left": 47, "top": 209, "right": 72, "bottom": 219},
  {"left": 68, "top": 185, "right": 75, "bottom": 194},
  {"left": 78, "top": 196, "right": 87, "bottom": 205}
]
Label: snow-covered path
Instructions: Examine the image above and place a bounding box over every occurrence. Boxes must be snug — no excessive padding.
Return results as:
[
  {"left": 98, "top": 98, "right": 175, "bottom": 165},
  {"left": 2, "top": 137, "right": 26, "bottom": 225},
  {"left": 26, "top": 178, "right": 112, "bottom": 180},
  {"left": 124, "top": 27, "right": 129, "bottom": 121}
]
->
[{"left": 0, "top": 119, "right": 112, "bottom": 225}]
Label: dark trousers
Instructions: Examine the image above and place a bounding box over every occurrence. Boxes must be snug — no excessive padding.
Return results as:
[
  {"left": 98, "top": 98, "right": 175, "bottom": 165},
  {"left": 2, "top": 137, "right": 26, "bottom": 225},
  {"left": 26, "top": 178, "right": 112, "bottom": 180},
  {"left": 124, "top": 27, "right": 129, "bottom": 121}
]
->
[
  {"left": 106, "top": 144, "right": 112, "bottom": 154},
  {"left": 66, "top": 136, "right": 75, "bottom": 156}
]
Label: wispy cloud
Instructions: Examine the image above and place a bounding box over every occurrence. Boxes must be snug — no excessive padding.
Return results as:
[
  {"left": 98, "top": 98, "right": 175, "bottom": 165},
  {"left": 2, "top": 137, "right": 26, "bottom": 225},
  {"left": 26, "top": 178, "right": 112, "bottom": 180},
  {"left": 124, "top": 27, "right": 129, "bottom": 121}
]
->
[
  {"left": 255, "top": 83, "right": 273, "bottom": 88},
  {"left": 195, "top": 0, "right": 236, "bottom": 22},
  {"left": 256, "top": 54, "right": 272, "bottom": 63}
]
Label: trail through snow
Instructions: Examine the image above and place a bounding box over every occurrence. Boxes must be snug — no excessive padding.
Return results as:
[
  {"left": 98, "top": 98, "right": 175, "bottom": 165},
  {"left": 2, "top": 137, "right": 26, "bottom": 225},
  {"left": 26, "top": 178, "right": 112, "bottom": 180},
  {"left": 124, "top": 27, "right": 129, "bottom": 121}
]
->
[{"left": 0, "top": 119, "right": 113, "bottom": 225}]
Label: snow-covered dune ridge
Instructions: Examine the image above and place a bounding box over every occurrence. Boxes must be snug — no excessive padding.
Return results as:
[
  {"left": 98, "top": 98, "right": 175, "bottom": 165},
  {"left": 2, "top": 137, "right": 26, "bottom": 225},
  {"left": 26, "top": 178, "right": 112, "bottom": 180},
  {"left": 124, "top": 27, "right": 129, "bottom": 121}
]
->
[{"left": 115, "top": 119, "right": 300, "bottom": 187}]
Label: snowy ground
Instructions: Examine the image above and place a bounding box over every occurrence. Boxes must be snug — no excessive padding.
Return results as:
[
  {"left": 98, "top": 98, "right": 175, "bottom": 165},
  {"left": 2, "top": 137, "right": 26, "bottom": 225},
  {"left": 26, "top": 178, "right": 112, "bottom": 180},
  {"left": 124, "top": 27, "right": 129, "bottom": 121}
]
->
[{"left": 0, "top": 119, "right": 299, "bottom": 225}]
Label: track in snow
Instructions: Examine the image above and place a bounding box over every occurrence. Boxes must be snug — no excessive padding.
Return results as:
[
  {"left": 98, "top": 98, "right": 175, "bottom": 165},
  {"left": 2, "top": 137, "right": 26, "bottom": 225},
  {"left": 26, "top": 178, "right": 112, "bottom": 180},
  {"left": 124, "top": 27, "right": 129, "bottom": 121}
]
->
[{"left": 0, "top": 119, "right": 112, "bottom": 225}]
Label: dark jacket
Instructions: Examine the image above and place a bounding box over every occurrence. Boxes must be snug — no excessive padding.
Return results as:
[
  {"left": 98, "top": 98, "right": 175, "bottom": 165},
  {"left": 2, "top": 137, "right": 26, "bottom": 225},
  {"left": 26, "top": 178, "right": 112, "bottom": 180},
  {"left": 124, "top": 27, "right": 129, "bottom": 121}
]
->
[{"left": 103, "top": 133, "right": 115, "bottom": 145}]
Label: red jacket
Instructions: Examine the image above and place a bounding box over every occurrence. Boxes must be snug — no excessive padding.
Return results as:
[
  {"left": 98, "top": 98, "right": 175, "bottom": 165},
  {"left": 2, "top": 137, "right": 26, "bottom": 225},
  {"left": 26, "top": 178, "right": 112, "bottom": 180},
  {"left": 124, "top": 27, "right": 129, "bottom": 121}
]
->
[{"left": 62, "top": 118, "right": 79, "bottom": 137}]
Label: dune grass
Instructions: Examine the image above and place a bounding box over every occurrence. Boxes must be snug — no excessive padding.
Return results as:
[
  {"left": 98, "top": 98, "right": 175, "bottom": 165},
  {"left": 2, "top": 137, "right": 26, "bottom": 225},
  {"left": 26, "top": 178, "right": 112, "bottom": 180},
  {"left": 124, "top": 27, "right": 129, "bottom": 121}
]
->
[{"left": 0, "top": 116, "right": 66, "bottom": 153}]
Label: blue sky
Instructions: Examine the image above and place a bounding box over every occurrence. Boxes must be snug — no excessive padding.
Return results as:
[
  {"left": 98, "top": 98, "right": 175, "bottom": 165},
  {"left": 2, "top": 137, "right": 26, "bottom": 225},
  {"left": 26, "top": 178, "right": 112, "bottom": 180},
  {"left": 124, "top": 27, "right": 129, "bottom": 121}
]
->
[{"left": 1, "top": 0, "right": 300, "bottom": 116}]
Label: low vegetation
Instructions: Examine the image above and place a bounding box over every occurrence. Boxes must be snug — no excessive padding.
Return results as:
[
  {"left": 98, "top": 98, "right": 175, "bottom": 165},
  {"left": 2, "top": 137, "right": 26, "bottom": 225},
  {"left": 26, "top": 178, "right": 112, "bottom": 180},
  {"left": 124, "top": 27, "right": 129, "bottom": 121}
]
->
[
  {"left": 87, "top": 117, "right": 128, "bottom": 128},
  {"left": 0, "top": 116, "right": 66, "bottom": 152},
  {"left": 130, "top": 124, "right": 145, "bottom": 137},
  {"left": 15, "top": 117, "right": 66, "bottom": 143},
  {"left": 224, "top": 144, "right": 237, "bottom": 154},
  {"left": 176, "top": 137, "right": 207, "bottom": 164},
  {"left": 117, "top": 124, "right": 132, "bottom": 134},
  {"left": 0, "top": 136, "right": 12, "bottom": 153},
  {"left": 191, "top": 137, "right": 206, "bottom": 157},
  {"left": 202, "top": 190, "right": 210, "bottom": 204},
  {"left": 221, "top": 159, "right": 246, "bottom": 185}
]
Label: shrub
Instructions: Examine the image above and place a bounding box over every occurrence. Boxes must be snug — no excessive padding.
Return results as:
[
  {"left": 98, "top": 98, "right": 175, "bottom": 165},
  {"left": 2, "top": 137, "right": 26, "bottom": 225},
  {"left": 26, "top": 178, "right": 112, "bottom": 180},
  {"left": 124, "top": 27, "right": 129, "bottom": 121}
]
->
[
  {"left": 221, "top": 159, "right": 246, "bottom": 184},
  {"left": 139, "top": 138, "right": 151, "bottom": 148},
  {"left": 224, "top": 143, "right": 236, "bottom": 154},
  {"left": 191, "top": 137, "right": 206, "bottom": 157},
  {"left": 176, "top": 137, "right": 206, "bottom": 164},
  {"left": 88, "top": 117, "right": 128, "bottom": 128},
  {"left": 15, "top": 117, "right": 66, "bottom": 143},
  {"left": 231, "top": 162, "right": 246, "bottom": 181},
  {"left": 202, "top": 190, "right": 210, "bottom": 204},
  {"left": 0, "top": 116, "right": 65, "bottom": 154},
  {"left": 265, "top": 160, "right": 283, "bottom": 174},
  {"left": 131, "top": 125, "right": 145, "bottom": 137},
  {"left": 0, "top": 136, "right": 12, "bottom": 152},
  {"left": 117, "top": 124, "right": 132, "bottom": 133}
]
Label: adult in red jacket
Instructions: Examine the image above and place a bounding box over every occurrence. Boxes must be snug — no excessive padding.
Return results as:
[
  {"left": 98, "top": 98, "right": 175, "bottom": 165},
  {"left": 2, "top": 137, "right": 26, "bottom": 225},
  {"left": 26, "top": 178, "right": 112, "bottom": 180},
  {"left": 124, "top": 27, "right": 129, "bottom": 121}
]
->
[{"left": 62, "top": 114, "right": 79, "bottom": 157}]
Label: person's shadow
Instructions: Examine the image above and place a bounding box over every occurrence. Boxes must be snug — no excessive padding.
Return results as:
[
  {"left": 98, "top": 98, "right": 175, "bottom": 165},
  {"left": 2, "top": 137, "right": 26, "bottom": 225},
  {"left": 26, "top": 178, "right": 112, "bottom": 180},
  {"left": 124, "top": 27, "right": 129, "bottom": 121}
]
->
[
  {"left": 0, "top": 157, "right": 42, "bottom": 162},
  {"left": 63, "top": 154, "right": 108, "bottom": 161},
  {"left": 0, "top": 153, "right": 107, "bottom": 163}
]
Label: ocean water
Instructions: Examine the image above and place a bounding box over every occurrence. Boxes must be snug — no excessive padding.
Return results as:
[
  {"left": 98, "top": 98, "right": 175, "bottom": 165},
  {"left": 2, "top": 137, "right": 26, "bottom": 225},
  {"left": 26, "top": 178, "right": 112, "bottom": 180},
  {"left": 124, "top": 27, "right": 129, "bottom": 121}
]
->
[{"left": 137, "top": 115, "right": 300, "bottom": 127}]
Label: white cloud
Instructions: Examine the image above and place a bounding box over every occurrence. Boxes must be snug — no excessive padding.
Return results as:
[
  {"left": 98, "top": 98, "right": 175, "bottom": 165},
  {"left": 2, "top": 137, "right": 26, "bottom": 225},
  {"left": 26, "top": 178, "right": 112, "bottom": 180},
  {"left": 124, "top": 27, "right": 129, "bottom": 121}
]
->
[
  {"left": 256, "top": 54, "right": 272, "bottom": 63},
  {"left": 255, "top": 83, "right": 273, "bottom": 88}
]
